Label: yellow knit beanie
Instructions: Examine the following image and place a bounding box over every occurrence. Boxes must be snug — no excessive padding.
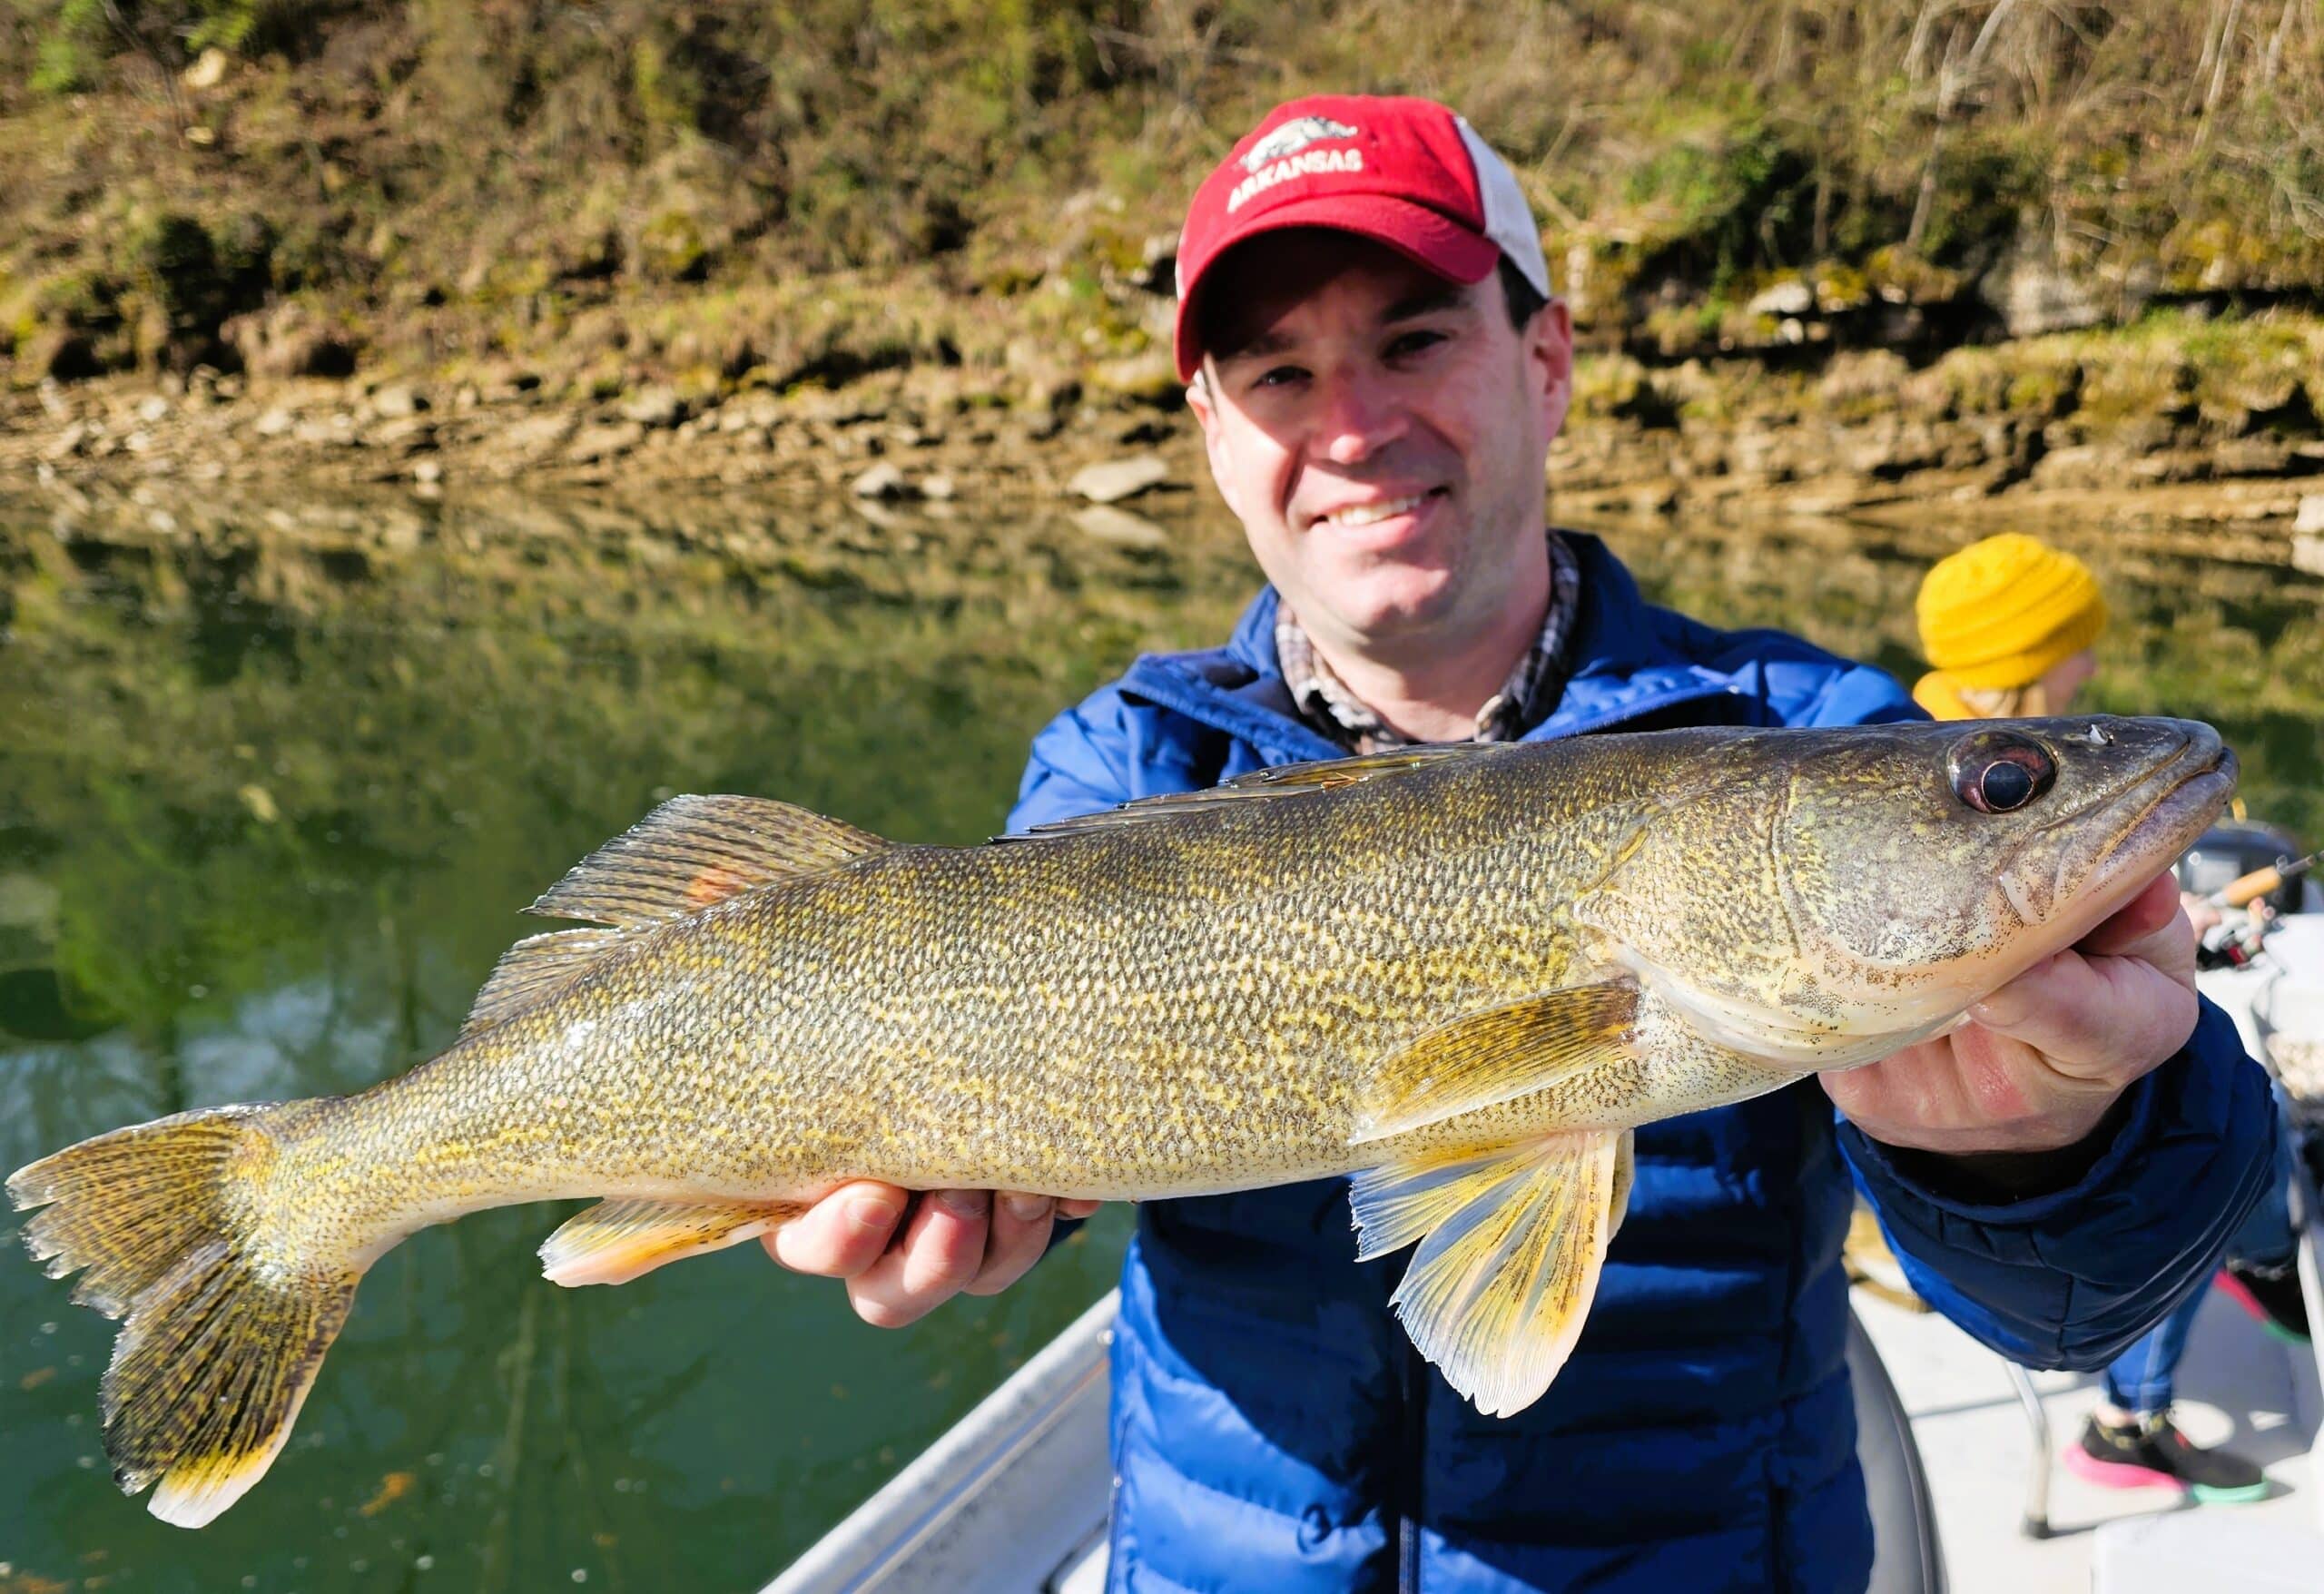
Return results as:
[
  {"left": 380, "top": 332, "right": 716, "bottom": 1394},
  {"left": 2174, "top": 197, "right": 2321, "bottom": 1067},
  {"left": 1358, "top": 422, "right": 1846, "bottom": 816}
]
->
[{"left": 1914, "top": 534, "right": 2106, "bottom": 705}]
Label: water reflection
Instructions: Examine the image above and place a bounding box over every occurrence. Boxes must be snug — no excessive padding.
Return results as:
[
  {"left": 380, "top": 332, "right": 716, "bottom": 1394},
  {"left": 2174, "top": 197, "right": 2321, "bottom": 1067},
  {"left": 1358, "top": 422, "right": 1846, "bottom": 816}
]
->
[{"left": 0, "top": 489, "right": 2315, "bottom": 1591}]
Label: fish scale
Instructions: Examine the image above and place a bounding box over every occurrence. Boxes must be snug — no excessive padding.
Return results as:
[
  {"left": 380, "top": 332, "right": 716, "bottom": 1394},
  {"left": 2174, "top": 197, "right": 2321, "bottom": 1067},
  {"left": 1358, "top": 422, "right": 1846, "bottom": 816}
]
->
[{"left": 9, "top": 715, "right": 2237, "bottom": 1522}]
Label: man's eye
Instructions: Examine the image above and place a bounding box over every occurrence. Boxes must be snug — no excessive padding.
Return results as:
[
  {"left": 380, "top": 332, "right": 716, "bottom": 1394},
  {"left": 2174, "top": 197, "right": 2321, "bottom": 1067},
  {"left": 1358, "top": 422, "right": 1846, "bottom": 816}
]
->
[
  {"left": 1250, "top": 365, "right": 1307, "bottom": 390},
  {"left": 1385, "top": 330, "right": 1448, "bottom": 360}
]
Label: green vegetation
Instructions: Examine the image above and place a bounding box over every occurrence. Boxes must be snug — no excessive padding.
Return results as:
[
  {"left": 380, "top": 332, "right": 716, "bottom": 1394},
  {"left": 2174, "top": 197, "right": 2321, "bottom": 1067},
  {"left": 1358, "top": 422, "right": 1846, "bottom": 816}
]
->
[
  {"left": 23, "top": 0, "right": 301, "bottom": 93},
  {"left": 3, "top": 2, "right": 2322, "bottom": 389}
]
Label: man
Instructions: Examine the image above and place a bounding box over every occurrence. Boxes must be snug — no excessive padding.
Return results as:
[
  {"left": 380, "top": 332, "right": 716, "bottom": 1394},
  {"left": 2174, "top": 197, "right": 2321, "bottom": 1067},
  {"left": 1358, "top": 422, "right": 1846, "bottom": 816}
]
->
[{"left": 768, "top": 95, "right": 2280, "bottom": 1590}]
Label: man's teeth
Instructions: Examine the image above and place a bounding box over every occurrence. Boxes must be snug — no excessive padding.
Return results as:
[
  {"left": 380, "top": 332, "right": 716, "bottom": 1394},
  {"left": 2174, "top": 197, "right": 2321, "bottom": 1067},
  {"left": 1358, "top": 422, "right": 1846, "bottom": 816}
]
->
[{"left": 1322, "top": 493, "right": 1430, "bottom": 527}]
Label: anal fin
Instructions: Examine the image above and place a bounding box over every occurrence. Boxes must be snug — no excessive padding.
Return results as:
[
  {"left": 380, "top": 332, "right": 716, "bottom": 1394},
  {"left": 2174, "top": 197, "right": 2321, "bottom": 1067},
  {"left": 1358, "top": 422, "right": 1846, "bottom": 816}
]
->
[
  {"left": 540, "top": 1197, "right": 807, "bottom": 1287},
  {"left": 1350, "top": 1129, "right": 1625, "bottom": 1417}
]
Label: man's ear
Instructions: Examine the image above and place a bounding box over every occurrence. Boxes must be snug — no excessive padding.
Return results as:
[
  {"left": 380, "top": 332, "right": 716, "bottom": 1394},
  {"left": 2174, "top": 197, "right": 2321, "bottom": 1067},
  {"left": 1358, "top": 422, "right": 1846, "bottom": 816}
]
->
[
  {"left": 1186, "top": 365, "right": 1242, "bottom": 519},
  {"left": 1185, "top": 369, "right": 1216, "bottom": 436},
  {"left": 1528, "top": 299, "right": 1574, "bottom": 446}
]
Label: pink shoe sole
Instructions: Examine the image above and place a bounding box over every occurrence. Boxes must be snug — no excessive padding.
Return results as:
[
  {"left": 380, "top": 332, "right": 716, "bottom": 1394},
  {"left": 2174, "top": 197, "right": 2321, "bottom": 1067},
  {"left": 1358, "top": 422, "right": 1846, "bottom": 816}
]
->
[
  {"left": 2063, "top": 1442, "right": 2189, "bottom": 1492},
  {"left": 2213, "top": 1269, "right": 2311, "bottom": 1344}
]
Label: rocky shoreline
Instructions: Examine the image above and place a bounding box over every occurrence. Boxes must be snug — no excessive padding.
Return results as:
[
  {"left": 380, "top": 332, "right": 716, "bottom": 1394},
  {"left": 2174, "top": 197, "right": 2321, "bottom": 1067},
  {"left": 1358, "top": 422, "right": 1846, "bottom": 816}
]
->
[{"left": 7, "top": 317, "right": 2323, "bottom": 571}]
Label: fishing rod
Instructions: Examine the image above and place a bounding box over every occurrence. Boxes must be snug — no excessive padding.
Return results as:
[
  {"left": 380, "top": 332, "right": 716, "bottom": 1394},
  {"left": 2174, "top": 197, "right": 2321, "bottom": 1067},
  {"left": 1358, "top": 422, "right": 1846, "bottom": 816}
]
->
[{"left": 2208, "top": 848, "right": 2323, "bottom": 909}]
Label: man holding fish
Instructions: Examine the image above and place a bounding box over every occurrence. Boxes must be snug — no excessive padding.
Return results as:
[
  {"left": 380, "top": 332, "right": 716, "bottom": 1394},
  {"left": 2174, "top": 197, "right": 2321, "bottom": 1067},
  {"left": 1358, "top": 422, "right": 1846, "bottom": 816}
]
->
[
  {"left": 7, "top": 95, "right": 2280, "bottom": 1585},
  {"left": 769, "top": 96, "right": 2282, "bottom": 1590}
]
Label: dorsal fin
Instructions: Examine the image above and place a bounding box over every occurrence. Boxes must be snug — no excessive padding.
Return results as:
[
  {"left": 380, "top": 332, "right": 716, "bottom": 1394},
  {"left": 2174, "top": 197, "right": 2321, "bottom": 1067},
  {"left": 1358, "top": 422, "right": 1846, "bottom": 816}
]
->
[
  {"left": 459, "top": 928, "right": 625, "bottom": 1041},
  {"left": 528, "top": 794, "right": 889, "bottom": 929},
  {"left": 996, "top": 745, "right": 1482, "bottom": 842}
]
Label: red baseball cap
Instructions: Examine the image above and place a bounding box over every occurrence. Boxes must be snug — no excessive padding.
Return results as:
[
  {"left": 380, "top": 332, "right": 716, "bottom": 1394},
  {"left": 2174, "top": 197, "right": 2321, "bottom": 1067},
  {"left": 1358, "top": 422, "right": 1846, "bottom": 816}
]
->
[{"left": 1172, "top": 94, "right": 1553, "bottom": 380}]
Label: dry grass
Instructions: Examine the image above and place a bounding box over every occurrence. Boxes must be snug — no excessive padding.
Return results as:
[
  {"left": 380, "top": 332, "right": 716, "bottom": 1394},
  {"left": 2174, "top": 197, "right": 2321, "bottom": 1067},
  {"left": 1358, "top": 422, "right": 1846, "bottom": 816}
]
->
[{"left": 2, "top": 1, "right": 2319, "bottom": 383}]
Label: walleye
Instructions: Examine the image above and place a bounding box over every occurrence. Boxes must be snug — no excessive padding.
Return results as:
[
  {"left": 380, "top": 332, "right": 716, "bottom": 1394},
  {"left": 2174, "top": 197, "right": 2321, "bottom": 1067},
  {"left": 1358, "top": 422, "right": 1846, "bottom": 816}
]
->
[{"left": 11, "top": 716, "right": 2235, "bottom": 1526}]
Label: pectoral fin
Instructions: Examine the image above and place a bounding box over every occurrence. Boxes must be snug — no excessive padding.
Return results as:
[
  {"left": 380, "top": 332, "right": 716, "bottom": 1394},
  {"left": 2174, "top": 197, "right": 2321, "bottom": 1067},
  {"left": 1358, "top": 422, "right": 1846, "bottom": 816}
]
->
[
  {"left": 1351, "top": 980, "right": 1638, "bottom": 1144},
  {"left": 1349, "top": 1129, "right": 1625, "bottom": 1417},
  {"left": 540, "top": 1197, "right": 807, "bottom": 1287}
]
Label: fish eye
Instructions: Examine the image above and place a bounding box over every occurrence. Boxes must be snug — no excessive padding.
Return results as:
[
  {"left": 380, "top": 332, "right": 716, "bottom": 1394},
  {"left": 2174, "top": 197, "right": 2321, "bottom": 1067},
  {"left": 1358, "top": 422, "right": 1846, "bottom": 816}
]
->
[{"left": 1947, "top": 732, "right": 2057, "bottom": 815}]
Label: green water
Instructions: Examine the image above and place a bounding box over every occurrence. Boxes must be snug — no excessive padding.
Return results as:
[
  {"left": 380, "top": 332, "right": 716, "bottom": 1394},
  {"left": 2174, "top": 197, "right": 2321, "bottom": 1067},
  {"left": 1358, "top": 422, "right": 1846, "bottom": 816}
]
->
[{"left": 1, "top": 492, "right": 2318, "bottom": 1593}]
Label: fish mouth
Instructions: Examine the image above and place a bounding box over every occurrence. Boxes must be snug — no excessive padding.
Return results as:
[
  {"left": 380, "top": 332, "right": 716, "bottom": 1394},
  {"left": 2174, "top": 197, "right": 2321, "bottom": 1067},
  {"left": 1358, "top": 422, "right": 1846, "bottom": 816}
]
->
[{"left": 2016, "top": 723, "right": 2237, "bottom": 941}]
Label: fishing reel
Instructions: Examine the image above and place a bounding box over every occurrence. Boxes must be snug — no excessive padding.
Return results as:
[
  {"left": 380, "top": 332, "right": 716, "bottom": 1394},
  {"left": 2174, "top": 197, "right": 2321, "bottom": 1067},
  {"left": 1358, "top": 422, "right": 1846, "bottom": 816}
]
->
[
  {"left": 2182, "top": 838, "right": 2319, "bottom": 971},
  {"left": 2195, "top": 903, "right": 2273, "bottom": 971}
]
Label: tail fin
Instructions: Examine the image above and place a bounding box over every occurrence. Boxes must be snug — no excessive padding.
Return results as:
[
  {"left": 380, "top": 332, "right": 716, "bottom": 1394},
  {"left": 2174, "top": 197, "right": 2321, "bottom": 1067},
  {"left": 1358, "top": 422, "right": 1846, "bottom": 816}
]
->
[{"left": 7, "top": 1104, "right": 359, "bottom": 1529}]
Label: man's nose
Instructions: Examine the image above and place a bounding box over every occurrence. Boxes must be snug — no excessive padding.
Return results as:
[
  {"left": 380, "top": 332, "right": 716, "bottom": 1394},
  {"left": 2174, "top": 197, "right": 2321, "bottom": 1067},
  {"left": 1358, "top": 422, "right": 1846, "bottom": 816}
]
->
[{"left": 1315, "top": 374, "right": 1406, "bottom": 467}]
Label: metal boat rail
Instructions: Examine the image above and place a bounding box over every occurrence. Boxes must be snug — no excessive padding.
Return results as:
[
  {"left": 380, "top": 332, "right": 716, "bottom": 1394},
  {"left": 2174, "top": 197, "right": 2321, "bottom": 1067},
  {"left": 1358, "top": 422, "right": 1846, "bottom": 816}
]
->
[{"left": 764, "top": 1290, "right": 1115, "bottom": 1594}]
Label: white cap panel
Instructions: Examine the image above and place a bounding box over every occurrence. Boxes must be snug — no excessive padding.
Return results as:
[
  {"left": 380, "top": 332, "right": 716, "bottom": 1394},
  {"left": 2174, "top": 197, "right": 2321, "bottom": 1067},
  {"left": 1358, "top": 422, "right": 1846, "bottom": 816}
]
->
[{"left": 1456, "top": 116, "right": 1553, "bottom": 300}]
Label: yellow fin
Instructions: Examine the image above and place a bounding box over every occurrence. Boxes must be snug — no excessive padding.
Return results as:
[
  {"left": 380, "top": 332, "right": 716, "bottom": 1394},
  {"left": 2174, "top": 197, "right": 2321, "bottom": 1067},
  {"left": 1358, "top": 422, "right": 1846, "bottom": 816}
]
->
[
  {"left": 1350, "top": 981, "right": 1638, "bottom": 1145},
  {"left": 540, "top": 1197, "right": 807, "bottom": 1287},
  {"left": 1349, "top": 1129, "right": 1623, "bottom": 1417},
  {"left": 530, "top": 794, "right": 887, "bottom": 929},
  {"left": 1001, "top": 745, "right": 1481, "bottom": 841},
  {"left": 9, "top": 1103, "right": 361, "bottom": 1529}
]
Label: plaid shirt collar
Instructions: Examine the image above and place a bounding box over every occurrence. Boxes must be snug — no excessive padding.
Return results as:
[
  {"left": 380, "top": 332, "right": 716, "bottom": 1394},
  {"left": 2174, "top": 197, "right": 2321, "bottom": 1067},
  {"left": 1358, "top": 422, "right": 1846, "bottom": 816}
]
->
[{"left": 1275, "top": 530, "right": 1584, "bottom": 755}]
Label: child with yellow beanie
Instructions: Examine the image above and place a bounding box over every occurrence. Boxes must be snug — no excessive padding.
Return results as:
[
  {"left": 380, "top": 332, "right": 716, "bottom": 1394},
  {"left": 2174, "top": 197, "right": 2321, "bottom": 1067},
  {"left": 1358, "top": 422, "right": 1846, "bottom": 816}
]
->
[
  {"left": 1913, "top": 531, "right": 2307, "bottom": 1501},
  {"left": 1913, "top": 533, "right": 2105, "bottom": 720}
]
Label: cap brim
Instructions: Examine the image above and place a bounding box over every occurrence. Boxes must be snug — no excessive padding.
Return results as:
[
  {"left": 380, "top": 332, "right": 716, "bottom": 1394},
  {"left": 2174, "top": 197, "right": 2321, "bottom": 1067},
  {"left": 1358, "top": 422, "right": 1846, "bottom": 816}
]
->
[{"left": 1174, "top": 194, "right": 1502, "bottom": 380}]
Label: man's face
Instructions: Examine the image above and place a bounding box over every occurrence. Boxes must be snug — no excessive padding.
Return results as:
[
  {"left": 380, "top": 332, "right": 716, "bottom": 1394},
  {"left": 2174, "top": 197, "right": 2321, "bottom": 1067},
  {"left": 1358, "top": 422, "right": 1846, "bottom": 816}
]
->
[{"left": 1185, "top": 231, "right": 1572, "bottom": 661}]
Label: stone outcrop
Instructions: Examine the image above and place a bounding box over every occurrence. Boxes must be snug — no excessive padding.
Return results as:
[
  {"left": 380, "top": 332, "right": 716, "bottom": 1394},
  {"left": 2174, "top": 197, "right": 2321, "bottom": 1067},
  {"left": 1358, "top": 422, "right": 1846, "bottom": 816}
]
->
[{"left": 6, "top": 312, "right": 2320, "bottom": 564}]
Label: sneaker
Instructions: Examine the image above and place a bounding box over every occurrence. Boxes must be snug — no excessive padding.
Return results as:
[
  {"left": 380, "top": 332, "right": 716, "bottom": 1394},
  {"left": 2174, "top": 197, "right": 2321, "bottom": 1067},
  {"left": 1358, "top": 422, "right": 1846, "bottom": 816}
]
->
[
  {"left": 2066, "top": 1410, "right": 2269, "bottom": 1503},
  {"left": 2216, "top": 1262, "right": 2311, "bottom": 1343}
]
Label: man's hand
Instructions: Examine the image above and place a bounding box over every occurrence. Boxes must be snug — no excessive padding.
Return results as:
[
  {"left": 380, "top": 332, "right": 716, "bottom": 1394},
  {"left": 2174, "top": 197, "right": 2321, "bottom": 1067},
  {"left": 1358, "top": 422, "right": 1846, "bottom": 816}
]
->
[
  {"left": 763, "top": 1184, "right": 1104, "bottom": 1327},
  {"left": 1823, "top": 871, "right": 2200, "bottom": 1163}
]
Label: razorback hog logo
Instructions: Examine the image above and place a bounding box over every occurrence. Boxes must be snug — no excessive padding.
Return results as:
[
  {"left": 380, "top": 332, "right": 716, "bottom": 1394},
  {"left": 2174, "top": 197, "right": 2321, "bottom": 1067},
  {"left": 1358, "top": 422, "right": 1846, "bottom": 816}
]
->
[{"left": 1229, "top": 117, "right": 1363, "bottom": 212}]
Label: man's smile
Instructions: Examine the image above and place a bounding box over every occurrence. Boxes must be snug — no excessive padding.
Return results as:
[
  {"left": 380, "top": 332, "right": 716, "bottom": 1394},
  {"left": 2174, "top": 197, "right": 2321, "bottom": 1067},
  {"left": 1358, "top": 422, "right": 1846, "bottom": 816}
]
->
[{"left": 1306, "top": 484, "right": 1452, "bottom": 532}]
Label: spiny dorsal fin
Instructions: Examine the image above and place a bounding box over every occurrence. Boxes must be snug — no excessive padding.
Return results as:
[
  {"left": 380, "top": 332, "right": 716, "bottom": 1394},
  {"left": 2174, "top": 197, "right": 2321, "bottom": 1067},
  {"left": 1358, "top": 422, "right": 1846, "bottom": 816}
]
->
[
  {"left": 1350, "top": 1128, "right": 1626, "bottom": 1417},
  {"left": 1349, "top": 979, "right": 1639, "bottom": 1144},
  {"left": 459, "top": 928, "right": 625, "bottom": 1041},
  {"left": 528, "top": 794, "right": 888, "bottom": 929},
  {"left": 1000, "top": 745, "right": 1482, "bottom": 842}
]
